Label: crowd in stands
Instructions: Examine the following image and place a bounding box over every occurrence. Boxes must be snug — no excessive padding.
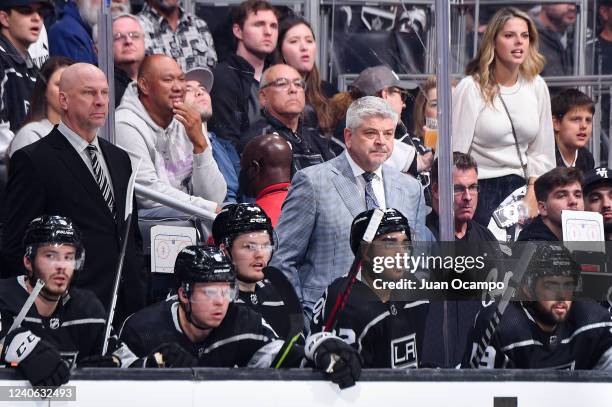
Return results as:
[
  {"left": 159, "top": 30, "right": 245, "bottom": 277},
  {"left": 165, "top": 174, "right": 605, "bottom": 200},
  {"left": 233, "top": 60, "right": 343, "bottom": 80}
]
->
[{"left": 1, "top": 0, "right": 612, "bottom": 387}]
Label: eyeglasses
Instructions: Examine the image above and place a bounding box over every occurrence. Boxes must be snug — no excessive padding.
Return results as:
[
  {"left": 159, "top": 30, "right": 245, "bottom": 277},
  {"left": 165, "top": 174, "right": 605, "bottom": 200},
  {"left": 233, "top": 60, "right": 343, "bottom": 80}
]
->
[
  {"left": 260, "top": 78, "right": 306, "bottom": 91},
  {"left": 11, "top": 4, "right": 52, "bottom": 18},
  {"left": 113, "top": 31, "right": 143, "bottom": 42},
  {"left": 453, "top": 184, "right": 479, "bottom": 195},
  {"left": 387, "top": 87, "right": 409, "bottom": 102}
]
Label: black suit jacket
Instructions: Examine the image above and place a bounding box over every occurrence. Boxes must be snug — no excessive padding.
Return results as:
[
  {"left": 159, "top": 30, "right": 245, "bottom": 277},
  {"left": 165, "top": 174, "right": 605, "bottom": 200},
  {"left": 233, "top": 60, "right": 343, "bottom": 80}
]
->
[{"left": 1, "top": 127, "right": 146, "bottom": 324}]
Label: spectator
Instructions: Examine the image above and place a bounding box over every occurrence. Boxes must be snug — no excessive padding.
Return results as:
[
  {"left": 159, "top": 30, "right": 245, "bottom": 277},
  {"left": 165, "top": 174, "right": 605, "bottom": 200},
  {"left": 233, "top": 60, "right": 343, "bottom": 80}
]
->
[
  {"left": 48, "top": 0, "right": 99, "bottom": 64},
  {"left": 462, "top": 242, "right": 612, "bottom": 369},
  {"left": 115, "top": 55, "right": 226, "bottom": 218},
  {"left": 245, "top": 64, "right": 334, "bottom": 176},
  {"left": 183, "top": 66, "right": 240, "bottom": 203},
  {"left": 1, "top": 63, "right": 145, "bottom": 325},
  {"left": 412, "top": 75, "right": 458, "bottom": 142},
  {"left": 517, "top": 167, "right": 584, "bottom": 241},
  {"left": 8, "top": 56, "right": 74, "bottom": 157},
  {"left": 592, "top": 0, "right": 612, "bottom": 165},
  {"left": 276, "top": 16, "right": 336, "bottom": 134},
  {"left": 112, "top": 14, "right": 145, "bottom": 107},
  {"left": 209, "top": 0, "right": 278, "bottom": 150},
  {"left": 270, "top": 96, "right": 432, "bottom": 322},
  {"left": 552, "top": 89, "right": 595, "bottom": 173},
  {"left": 137, "top": 0, "right": 216, "bottom": 72},
  {"left": 0, "top": 0, "right": 49, "bottom": 148},
  {"left": 453, "top": 7, "right": 555, "bottom": 227},
  {"left": 239, "top": 133, "right": 292, "bottom": 226},
  {"left": 110, "top": 0, "right": 130, "bottom": 16},
  {"left": 583, "top": 167, "right": 612, "bottom": 241},
  {"left": 330, "top": 66, "right": 428, "bottom": 179},
  {"left": 534, "top": 3, "right": 576, "bottom": 77},
  {"left": 310, "top": 208, "right": 429, "bottom": 368}
]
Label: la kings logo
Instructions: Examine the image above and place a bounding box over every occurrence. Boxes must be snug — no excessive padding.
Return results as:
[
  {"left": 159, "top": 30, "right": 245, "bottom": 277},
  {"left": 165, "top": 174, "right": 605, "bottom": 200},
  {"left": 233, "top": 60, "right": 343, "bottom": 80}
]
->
[{"left": 390, "top": 333, "right": 418, "bottom": 368}]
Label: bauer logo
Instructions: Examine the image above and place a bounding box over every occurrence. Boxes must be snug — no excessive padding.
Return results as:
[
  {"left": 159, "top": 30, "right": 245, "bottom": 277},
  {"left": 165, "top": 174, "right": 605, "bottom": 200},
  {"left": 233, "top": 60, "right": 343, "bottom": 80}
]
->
[{"left": 390, "top": 333, "right": 417, "bottom": 368}]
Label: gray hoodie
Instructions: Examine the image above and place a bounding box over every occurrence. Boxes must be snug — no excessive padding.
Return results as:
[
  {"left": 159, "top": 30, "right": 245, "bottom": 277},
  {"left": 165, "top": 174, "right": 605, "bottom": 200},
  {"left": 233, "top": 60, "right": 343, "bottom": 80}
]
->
[{"left": 115, "top": 82, "right": 226, "bottom": 211}]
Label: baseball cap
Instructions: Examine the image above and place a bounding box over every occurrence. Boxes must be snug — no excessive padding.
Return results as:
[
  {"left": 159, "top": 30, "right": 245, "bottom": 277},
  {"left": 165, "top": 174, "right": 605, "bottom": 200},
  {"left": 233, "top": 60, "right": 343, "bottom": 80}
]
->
[
  {"left": 185, "top": 67, "right": 214, "bottom": 93},
  {"left": 1, "top": 0, "right": 52, "bottom": 9},
  {"left": 350, "top": 65, "right": 417, "bottom": 95},
  {"left": 583, "top": 167, "right": 612, "bottom": 195}
]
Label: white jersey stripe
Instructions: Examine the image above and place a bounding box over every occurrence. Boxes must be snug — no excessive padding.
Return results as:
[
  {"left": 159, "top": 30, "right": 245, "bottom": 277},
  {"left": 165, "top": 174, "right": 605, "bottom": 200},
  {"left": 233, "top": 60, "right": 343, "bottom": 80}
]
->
[
  {"left": 202, "top": 333, "right": 270, "bottom": 354},
  {"left": 357, "top": 310, "right": 390, "bottom": 354},
  {"left": 61, "top": 318, "right": 106, "bottom": 327},
  {"left": 501, "top": 339, "right": 543, "bottom": 351},
  {"left": 561, "top": 322, "right": 612, "bottom": 344}
]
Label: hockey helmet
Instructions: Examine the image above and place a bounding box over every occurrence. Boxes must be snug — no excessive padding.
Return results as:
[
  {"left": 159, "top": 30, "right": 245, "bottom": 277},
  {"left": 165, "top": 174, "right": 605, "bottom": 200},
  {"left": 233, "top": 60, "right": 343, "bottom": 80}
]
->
[
  {"left": 174, "top": 245, "right": 236, "bottom": 288},
  {"left": 23, "top": 215, "right": 85, "bottom": 271},
  {"left": 350, "top": 208, "right": 411, "bottom": 255},
  {"left": 212, "top": 203, "right": 273, "bottom": 246},
  {"left": 525, "top": 243, "right": 582, "bottom": 292}
]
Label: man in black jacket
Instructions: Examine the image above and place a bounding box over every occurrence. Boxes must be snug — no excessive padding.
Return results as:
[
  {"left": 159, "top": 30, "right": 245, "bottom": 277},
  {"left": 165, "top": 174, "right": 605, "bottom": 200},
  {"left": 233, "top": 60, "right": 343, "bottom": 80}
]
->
[
  {"left": 535, "top": 3, "right": 576, "bottom": 77},
  {"left": 518, "top": 167, "right": 584, "bottom": 241},
  {"left": 209, "top": 0, "right": 278, "bottom": 151}
]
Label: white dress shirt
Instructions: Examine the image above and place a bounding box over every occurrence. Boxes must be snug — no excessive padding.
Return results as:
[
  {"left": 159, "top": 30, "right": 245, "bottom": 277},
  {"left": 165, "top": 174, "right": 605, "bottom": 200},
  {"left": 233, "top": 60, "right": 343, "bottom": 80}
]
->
[{"left": 345, "top": 151, "right": 386, "bottom": 209}]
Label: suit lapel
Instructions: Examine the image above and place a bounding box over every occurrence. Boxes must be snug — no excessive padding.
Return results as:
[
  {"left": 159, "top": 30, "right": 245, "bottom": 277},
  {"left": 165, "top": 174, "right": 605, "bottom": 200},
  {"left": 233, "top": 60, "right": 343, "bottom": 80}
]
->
[
  {"left": 331, "top": 153, "right": 363, "bottom": 218},
  {"left": 48, "top": 129, "right": 117, "bottom": 223},
  {"left": 382, "top": 166, "right": 405, "bottom": 210}
]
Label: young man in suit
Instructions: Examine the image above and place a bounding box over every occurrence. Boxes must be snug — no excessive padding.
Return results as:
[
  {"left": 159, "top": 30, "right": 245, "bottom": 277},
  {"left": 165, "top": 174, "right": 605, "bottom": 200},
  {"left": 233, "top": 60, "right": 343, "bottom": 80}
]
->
[
  {"left": 270, "top": 96, "right": 432, "bottom": 324},
  {"left": 1, "top": 63, "right": 145, "bottom": 326}
]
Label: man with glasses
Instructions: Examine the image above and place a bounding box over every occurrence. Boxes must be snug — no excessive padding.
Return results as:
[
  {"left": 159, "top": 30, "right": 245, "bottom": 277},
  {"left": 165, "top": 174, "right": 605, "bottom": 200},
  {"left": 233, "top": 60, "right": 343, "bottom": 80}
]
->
[
  {"left": 463, "top": 243, "right": 612, "bottom": 370},
  {"left": 0, "top": 0, "right": 50, "bottom": 153},
  {"left": 112, "top": 14, "right": 145, "bottom": 107},
  {"left": 245, "top": 63, "right": 335, "bottom": 177},
  {"left": 120, "top": 245, "right": 363, "bottom": 389}
]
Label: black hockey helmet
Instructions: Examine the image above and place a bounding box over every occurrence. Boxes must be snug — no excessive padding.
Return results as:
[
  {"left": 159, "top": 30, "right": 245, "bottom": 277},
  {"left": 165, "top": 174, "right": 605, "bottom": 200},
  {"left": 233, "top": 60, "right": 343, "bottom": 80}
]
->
[
  {"left": 525, "top": 243, "right": 582, "bottom": 292},
  {"left": 174, "top": 245, "right": 236, "bottom": 288},
  {"left": 212, "top": 203, "right": 273, "bottom": 246},
  {"left": 23, "top": 215, "right": 85, "bottom": 269},
  {"left": 350, "top": 208, "right": 411, "bottom": 255}
]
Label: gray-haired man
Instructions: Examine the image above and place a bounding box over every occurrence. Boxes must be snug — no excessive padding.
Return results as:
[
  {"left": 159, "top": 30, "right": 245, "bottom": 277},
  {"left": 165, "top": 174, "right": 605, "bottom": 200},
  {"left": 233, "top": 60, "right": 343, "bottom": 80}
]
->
[{"left": 270, "top": 96, "right": 433, "bottom": 323}]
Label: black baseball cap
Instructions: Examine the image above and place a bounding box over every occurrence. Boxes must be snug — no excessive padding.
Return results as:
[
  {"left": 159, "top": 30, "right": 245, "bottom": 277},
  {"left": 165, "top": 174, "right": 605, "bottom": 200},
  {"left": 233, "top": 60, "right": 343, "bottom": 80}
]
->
[
  {"left": 583, "top": 167, "right": 612, "bottom": 195},
  {"left": 1, "top": 0, "right": 52, "bottom": 9}
]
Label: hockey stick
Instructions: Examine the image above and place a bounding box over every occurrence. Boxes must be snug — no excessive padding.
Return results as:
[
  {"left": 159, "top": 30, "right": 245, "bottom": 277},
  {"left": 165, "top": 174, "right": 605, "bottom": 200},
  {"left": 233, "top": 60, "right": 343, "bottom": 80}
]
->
[
  {"left": 469, "top": 242, "right": 537, "bottom": 368},
  {"left": 262, "top": 266, "right": 304, "bottom": 368},
  {"left": 0, "top": 279, "right": 45, "bottom": 349},
  {"left": 323, "top": 209, "right": 385, "bottom": 332}
]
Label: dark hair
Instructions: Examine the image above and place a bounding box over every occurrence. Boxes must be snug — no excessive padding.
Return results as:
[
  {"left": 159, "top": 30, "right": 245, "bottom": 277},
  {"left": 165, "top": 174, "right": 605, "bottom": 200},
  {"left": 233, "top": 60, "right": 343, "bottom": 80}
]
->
[
  {"left": 551, "top": 88, "right": 595, "bottom": 119},
  {"left": 275, "top": 16, "right": 334, "bottom": 133},
  {"left": 21, "top": 56, "right": 75, "bottom": 128},
  {"left": 231, "top": 0, "right": 278, "bottom": 29},
  {"left": 534, "top": 167, "right": 583, "bottom": 202},
  {"left": 431, "top": 152, "right": 478, "bottom": 184}
]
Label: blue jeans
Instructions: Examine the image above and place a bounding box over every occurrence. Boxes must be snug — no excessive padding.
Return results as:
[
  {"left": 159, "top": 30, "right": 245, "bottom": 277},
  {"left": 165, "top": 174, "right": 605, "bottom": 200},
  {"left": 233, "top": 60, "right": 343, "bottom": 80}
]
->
[{"left": 474, "top": 175, "right": 525, "bottom": 227}]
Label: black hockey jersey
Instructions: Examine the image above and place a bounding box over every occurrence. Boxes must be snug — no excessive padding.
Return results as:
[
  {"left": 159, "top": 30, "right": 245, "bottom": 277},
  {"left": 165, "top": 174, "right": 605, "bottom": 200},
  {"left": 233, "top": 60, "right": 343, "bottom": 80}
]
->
[
  {"left": 462, "top": 301, "right": 612, "bottom": 369},
  {"left": 311, "top": 277, "right": 429, "bottom": 368},
  {"left": 0, "top": 276, "right": 108, "bottom": 366},
  {"left": 119, "top": 298, "right": 303, "bottom": 367},
  {"left": 236, "top": 279, "right": 289, "bottom": 338}
]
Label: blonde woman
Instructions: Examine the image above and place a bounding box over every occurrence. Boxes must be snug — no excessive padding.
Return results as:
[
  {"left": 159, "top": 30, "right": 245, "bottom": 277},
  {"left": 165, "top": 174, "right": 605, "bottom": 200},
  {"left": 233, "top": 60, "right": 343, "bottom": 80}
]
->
[{"left": 452, "top": 7, "right": 555, "bottom": 227}]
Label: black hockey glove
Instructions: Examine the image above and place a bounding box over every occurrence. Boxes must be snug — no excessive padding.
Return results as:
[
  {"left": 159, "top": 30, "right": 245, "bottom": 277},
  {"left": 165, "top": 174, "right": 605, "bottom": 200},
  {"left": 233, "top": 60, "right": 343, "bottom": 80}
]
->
[
  {"left": 79, "top": 355, "right": 121, "bottom": 368},
  {"left": 305, "top": 332, "right": 362, "bottom": 389},
  {"left": 145, "top": 343, "right": 197, "bottom": 368},
  {"left": 1, "top": 328, "right": 70, "bottom": 387}
]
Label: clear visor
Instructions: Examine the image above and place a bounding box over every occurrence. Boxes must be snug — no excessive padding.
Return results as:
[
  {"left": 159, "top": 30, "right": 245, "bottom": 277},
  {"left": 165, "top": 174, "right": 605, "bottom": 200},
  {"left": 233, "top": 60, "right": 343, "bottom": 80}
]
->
[
  {"left": 27, "top": 243, "right": 85, "bottom": 271},
  {"left": 189, "top": 283, "right": 238, "bottom": 303},
  {"left": 231, "top": 232, "right": 274, "bottom": 259}
]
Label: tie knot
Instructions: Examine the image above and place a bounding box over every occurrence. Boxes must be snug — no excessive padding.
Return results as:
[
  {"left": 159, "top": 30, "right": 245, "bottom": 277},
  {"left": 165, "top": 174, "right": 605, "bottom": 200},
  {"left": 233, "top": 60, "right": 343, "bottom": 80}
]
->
[
  {"left": 362, "top": 172, "right": 375, "bottom": 183},
  {"left": 87, "top": 144, "right": 97, "bottom": 153}
]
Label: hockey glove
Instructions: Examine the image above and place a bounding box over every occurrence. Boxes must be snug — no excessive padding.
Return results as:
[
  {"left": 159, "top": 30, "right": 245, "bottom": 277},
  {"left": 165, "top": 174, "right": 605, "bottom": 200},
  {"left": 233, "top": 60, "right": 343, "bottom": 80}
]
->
[
  {"left": 1, "top": 328, "right": 70, "bottom": 387},
  {"left": 145, "top": 343, "right": 197, "bottom": 368},
  {"left": 305, "top": 332, "right": 362, "bottom": 389},
  {"left": 79, "top": 355, "right": 121, "bottom": 368}
]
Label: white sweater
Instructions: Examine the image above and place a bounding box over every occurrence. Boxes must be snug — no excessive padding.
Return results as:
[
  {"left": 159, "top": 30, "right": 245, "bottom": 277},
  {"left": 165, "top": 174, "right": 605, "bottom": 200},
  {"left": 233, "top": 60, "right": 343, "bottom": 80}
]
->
[
  {"left": 8, "top": 119, "right": 53, "bottom": 157},
  {"left": 115, "top": 83, "right": 227, "bottom": 211},
  {"left": 451, "top": 74, "right": 555, "bottom": 180}
]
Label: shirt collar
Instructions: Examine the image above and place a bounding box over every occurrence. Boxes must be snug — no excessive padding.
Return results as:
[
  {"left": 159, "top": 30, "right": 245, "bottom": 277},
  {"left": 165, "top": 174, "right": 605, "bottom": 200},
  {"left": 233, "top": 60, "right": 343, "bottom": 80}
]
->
[
  {"left": 345, "top": 151, "right": 383, "bottom": 180},
  {"left": 58, "top": 121, "right": 100, "bottom": 153}
]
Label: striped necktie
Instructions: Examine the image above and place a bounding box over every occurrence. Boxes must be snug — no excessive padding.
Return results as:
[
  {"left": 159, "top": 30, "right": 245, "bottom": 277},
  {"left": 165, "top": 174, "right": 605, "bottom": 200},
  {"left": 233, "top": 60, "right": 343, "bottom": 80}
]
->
[
  {"left": 86, "top": 144, "right": 116, "bottom": 217},
  {"left": 362, "top": 172, "right": 380, "bottom": 210}
]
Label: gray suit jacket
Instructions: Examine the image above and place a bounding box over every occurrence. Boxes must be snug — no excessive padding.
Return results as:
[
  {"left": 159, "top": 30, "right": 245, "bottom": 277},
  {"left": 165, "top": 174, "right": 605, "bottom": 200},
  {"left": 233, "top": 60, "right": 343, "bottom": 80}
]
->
[{"left": 270, "top": 151, "right": 432, "bottom": 317}]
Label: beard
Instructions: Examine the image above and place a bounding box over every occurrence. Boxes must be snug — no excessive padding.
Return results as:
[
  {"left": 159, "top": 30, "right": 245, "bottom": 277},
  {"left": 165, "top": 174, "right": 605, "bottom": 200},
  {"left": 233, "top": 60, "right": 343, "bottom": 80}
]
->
[
  {"left": 78, "top": 0, "right": 101, "bottom": 27},
  {"left": 200, "top": 107, "right": 212, "bottom": 122}
]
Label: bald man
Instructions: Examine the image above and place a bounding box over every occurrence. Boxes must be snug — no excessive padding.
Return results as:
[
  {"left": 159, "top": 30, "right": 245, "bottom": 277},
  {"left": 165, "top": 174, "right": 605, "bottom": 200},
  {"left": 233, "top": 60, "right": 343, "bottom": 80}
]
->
[
  {"left": 1, "top": 63, "right": 146, "bottom": 326},
  {"left": 116, "top": 55, "right": 227, "bottom": 218},
  {"left": 243, "top": 64, "right": 335, "bottom": 177},
  {"left": 240, "top": 133, "right": 292, "bottom": 226}
]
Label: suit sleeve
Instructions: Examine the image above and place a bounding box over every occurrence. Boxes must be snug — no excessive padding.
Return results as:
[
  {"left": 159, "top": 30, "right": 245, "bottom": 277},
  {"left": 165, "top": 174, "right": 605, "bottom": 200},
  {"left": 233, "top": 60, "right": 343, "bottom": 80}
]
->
[
  {"left": 1, "top": 150, "right": 45, "bottom": 277},
  {"left": 269, "top": 170, "right": 318, "bottom": 307}
]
